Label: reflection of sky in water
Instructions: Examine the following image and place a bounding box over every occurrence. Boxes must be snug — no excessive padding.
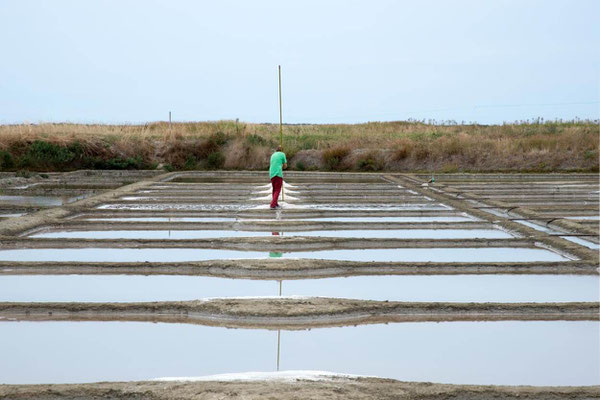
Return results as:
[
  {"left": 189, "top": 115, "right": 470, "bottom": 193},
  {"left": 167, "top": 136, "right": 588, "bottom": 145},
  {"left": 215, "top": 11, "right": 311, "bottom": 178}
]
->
[
  {"left": 81, "top": 217, "right": 236, "bottom": 222},
  {"left": 0, "top": 195, "right": 88, "bottom": 206},
  {"left": 97, "top": 204, "right": 255, "bottom": 211},
  {"left": 0, "top": 275, "right": 596, "bottom": 303},
  {"left": 29, "top": 229, "right": 513, "bottom": 240},
  {"left": 96, "top": 203, "right": 452, "bottom": 211},
  {"left": 0, "top": 247, "right": 569, "bottom": 262},
  {"left": 560, "top": 236, "right": 600, "bottom": 250},
  {"left": 78, "top": 216, "right": 478, "bottom": 223},
  {"left": 0, "top": 321, "right": 597, "bottom": 386}
]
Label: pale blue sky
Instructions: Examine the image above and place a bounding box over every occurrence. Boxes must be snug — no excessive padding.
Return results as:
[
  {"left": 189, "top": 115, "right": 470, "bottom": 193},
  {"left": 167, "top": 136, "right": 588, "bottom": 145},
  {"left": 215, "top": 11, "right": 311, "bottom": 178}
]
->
[{"left": 1, "top": 0, "right": 598, "bottom": 124}]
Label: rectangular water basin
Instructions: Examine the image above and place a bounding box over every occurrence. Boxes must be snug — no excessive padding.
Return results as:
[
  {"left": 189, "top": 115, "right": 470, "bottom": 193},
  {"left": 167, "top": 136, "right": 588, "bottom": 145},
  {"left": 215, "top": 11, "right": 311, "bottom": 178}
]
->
[
  {"left": 0, "top": 247, "right": 569, "bottom": 262},
  {"left": 97, "top": 204, "right": 452, "bottom": 212},
  {"left": 81, "top": 217, "right": 237, "bottom": 222},
  {"left": 0, "top": 275, "right": 596, "bottom": 303},
  {"left": 0, "top": 195, "right": 88, "bottom": 207},
  {"left": 0, "top": 321, "right": 596, "bottom": 385},
  {"left": 28, "top": 229, "right": 514, "bottom": 240},
  {"left": 560, "top": 236, "right": 600, "bottom": 250},
  {"left": 77, "top": 216, "right": 479, "bottom": 223}
]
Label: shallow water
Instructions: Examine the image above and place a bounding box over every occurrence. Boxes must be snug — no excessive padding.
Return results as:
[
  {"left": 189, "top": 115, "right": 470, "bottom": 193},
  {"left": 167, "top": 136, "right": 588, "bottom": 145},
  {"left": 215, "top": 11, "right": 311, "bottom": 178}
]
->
[
  {"left": 514, "top": 220, "right": 559, "bottom": 234},
  {"left": 0, "top": 321, "right": 597, "bottom": 386},
  {"left": 82, "top": 217, "right": 237, "bottom": 222},
  {"left": 77, "top": 216, "right": 478, "bottom": 223},
  {"left": 0, "top": 247, "right": 569, "bottom": 262},
  {"left": 0, "top": 195, "right": 86, "bottom": 207},
  {"left": 305, "top": 216, "right": 477, "bottom": 222},
  {"left": 97, "top": 203, "right": 452, "bottom": 212},
  {"left": 0, "top": 275, "right": 596, "bottom": 303},
  {"left": 29, "top": 229, "right": 513, "bottom": 240},
  {"left": 561, "top": 236, "right": 600, "bottom": 250},
  {"left": 564, "top": 215, "right": 600, "bottom": 220},
  {"left": 0, "top": 213, "right": 25, "bottom": 218}
]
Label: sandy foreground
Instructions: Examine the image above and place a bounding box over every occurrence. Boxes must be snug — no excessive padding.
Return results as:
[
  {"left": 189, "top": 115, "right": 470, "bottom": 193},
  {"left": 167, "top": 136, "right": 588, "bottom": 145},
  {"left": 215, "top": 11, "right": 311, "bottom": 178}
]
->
[{"left": 1, "top": 373, "right": 600, "bottom": 400}]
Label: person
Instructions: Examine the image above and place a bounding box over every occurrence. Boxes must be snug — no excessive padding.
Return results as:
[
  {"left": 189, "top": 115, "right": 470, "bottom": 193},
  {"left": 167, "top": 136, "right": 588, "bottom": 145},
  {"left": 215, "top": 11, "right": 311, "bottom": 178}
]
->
[{"left": 269, "top": 145, "right": 287, "bottom": 209}]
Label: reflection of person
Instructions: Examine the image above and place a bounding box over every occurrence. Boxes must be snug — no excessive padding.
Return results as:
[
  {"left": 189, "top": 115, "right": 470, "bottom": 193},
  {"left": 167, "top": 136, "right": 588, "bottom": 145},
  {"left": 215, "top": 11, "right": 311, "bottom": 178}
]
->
[
  {"left": 269, "top": 146, "right": 287, "bottom": 209},
  {"left": 269, "top": 233, "right": 283, "bottom": 257}
]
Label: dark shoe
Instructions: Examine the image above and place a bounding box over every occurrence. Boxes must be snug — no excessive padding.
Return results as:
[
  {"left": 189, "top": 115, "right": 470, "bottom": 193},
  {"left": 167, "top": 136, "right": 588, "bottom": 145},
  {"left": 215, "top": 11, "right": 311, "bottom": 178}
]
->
[{"left": 270, "top": 205, "right": 281, "bottom": 210}]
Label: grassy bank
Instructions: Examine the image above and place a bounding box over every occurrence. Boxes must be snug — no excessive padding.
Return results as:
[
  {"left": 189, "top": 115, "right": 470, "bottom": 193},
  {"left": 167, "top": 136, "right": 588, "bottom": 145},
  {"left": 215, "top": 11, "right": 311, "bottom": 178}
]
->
[{"left": 0, "top": 120, "right": 597, "bottom": 173}]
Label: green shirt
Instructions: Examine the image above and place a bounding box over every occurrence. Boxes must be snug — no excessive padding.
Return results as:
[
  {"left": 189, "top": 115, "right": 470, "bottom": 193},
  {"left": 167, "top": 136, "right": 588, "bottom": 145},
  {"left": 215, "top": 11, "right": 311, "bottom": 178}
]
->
[{"left": 269, "top": 151, "right": 287, "bottom": 179}]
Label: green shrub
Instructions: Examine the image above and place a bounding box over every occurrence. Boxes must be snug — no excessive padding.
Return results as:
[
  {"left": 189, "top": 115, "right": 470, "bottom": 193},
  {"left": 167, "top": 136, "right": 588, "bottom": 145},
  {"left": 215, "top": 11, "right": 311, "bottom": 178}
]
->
[
  {"left": 89, "top": 155, "right": 145, "bottom": 170},
  {"left": 184, "top": 155, "right": 197, "bottom": 170},
  {"left": 246, "top": 134, "right": 267, "bottom": 146},
  {"left": 295, "top": 161, "right": 306, "bottom": 171},
  {"left": 19, "top": 140, "right": 78, "bottom": 169},
  {"left": 163, "top": 163, "right": 175, "bottom": 172},
  {"left": 322, "top": 147, "right": 350, "bottom": 170},
  {"left": 0, "top": 151, "right": 15, "bottom": 169},
  {"left": 206, "top": 151, "right": 225, "bottom": 169},
  {"left": 210, "top": 131, "right": 229, "bottom": 146},
  {"left": 356, "top": 152, "right": 383, "bottom": 171}
]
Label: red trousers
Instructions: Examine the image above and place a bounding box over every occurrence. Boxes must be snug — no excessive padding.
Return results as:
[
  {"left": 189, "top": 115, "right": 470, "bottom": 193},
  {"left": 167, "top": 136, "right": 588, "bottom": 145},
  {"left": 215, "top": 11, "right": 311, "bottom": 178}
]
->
[{"left": 270, "top": 176, "right": 283, "bottom": 208}]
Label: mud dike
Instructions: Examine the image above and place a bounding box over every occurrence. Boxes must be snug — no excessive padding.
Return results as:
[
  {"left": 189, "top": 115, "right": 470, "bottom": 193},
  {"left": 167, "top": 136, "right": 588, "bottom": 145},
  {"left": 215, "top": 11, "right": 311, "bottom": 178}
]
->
[{"left": 0, "top": 170, "right": 598, "bottom": 399}]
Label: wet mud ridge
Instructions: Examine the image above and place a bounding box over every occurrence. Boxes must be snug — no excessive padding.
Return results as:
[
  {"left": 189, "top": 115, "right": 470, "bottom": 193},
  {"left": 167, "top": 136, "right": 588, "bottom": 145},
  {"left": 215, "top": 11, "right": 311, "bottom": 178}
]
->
[
  {"left": 0, "top": 170, "right": 598, "bottom": 397},
  {"left": 1, "top": 298, "right": 597, "bottom": 328}
]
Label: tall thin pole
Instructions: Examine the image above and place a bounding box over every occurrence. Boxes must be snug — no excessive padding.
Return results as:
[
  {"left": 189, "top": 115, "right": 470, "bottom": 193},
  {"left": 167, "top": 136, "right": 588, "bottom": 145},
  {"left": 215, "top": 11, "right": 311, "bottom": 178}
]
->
[
  {"left": 168, "top": 111, "right": 172, "bottom": 132},
  {"left": 278, "top": 65, "right": 284, "bottom": 201}
]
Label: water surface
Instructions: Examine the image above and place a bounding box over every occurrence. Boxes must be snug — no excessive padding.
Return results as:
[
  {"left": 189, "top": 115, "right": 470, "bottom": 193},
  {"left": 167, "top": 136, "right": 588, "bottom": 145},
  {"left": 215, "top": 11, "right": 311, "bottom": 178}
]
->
[
  {"left": 29, "top": 229, "right": 513, "bottom": 240},
  {"left": 0, "top": 321, "right": 596, "bottom": 386},
  {"left": 0, "top": 195, "right": 86, "bottom": 207},
  {"left": 0, "top": 247, "right": 569, "bottom": 262},
  {"left": 0, "top": 275, "right": 596, "bottom": 303}
]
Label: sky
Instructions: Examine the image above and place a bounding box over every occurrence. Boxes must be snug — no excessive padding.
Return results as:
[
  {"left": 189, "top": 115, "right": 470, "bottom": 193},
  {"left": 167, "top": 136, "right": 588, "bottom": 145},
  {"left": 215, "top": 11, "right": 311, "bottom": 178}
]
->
[{"left": 0, "top": 0, "right": 598, "bottom": 125}]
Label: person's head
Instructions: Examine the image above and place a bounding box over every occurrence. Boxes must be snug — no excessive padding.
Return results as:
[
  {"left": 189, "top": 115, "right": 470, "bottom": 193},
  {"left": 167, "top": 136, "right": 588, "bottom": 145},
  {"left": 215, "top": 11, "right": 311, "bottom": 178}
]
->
[{"left": 275, "top": 145, "right": 282, "bottom": 152}]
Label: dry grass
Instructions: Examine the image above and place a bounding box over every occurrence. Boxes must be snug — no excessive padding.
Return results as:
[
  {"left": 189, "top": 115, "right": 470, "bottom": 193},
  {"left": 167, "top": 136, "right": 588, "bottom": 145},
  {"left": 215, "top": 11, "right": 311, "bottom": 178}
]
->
[{"left": 0, "top": 120, "right": 597, "bottom": 172}]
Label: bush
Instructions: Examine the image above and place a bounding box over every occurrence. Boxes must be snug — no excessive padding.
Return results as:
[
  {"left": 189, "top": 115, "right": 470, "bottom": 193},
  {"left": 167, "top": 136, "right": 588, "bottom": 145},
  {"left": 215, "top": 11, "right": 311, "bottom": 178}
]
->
[
  {"left": 295, "top": 161, "right": 306, "bottom": 171},
  {"left": 246, "top": 134, "right": 268, "bottom": 146},
  {"left": 19, "top": 140, "right": 81, "bottom": 170},
  {"left": 184, "top": 155, "right": 197, "bottom": 170},
  {"left": 210, "top": 131, "right": 229, "bottom": 146},
  {"left": 206, "top": 151, "right": 225, "bottom": 169},
  {"left": 0, "top": 151, "right": 15, "bottom": 170},
  {"left": 89, "top": 155, "right": 145, "bottom": 170},
  {"left": 356, "top": 151, "right": 384, "bottom": 171},
  {"left": 322, "top": 147, "right": 350, "bottom": 170}
]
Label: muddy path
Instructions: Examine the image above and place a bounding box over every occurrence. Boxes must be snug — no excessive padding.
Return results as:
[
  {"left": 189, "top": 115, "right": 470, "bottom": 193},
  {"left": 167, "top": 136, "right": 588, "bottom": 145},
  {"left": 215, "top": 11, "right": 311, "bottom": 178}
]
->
[
  {"left": 1, "top": 298, "right": 597, "bottom": 329},
  {"left": 0, "top": 259, "right": 596, "bottom": 277}
]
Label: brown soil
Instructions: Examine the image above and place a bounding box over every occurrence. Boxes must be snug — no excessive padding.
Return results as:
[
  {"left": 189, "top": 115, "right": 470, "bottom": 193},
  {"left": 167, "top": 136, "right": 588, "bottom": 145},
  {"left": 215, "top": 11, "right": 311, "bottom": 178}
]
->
[
  {"left": 1, "top": 259, "right": 596, "bottom": 277},
  {"left": 1, "top": 377, "right": 599, "bottom": 399},
  {"left": 1, "top": 298, "right": 597, "bottom": 329}
]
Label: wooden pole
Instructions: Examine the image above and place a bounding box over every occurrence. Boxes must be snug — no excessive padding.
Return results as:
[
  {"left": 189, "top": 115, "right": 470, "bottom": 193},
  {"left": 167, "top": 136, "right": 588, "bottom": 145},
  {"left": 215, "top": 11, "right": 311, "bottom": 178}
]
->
[{"left": 278, "top": 65, "right": 284, "bottom": 201}]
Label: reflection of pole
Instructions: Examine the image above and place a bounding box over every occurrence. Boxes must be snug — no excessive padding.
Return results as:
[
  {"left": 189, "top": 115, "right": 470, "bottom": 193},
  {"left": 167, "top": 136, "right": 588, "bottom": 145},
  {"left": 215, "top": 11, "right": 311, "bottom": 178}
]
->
[
  {"left": 276, "top": 329, "right": 281, "bottom": 371},
  {"left": 276, "top": 279, "right": 282, "bottom": 371},
  {"left": 278, "top": 65, "right": 284, "bottom": 202}
]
